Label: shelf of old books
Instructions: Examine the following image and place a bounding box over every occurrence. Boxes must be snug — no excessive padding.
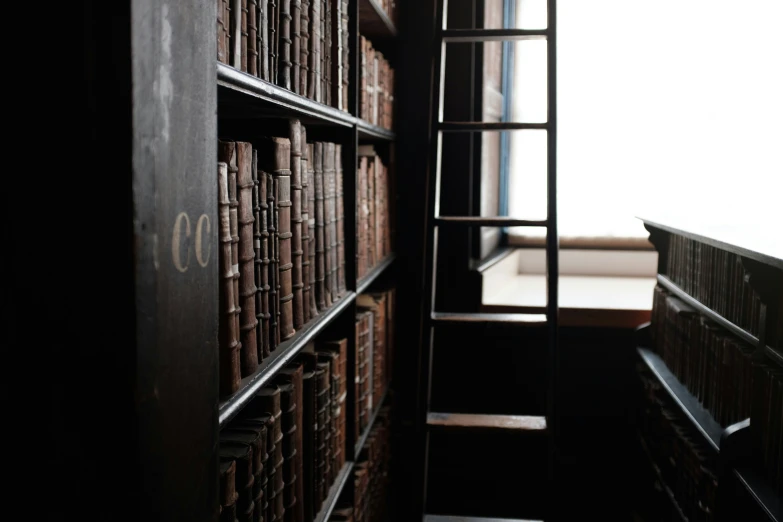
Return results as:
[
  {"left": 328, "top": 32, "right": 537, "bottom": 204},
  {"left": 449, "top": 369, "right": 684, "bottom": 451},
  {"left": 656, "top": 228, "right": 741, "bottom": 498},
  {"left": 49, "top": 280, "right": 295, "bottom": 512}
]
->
[
  {"left": 639, "top": 218, "right": 783, "bottom": 522},
  {"left": 355, "top": 387, "right": 390, "bottom": 459}
]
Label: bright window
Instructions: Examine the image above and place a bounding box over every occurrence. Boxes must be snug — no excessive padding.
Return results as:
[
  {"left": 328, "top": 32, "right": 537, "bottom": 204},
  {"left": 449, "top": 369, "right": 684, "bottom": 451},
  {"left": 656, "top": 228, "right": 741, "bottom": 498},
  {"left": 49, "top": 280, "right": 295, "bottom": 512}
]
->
[{"left": 507, "top": 0, "right": 783, "bottom": 240}]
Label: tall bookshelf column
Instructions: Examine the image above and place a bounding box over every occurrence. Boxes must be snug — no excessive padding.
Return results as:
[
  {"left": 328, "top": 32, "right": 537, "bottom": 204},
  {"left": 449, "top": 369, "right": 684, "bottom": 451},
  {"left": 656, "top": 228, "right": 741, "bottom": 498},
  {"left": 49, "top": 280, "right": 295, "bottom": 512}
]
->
[{"left": 132, "top": 2, "right": 218, "bottom": 520}]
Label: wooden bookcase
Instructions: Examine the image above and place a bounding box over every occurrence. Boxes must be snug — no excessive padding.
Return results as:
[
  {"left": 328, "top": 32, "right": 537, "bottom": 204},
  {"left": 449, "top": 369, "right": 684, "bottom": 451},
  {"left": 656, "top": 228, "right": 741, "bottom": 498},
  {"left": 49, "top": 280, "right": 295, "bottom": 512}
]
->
[
  {"left": 637, "top": 216, "right": 782, "bottom": 522},
  {"left": 65, "top": 1, "right": 399, "bottom": 520}
]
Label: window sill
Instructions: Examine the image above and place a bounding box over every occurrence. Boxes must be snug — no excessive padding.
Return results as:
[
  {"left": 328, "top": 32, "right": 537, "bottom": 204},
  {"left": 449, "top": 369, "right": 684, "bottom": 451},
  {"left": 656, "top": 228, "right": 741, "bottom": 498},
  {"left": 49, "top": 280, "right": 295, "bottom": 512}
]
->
[{"left": 480, "top": 249, "right": 656, "bottom": 328}]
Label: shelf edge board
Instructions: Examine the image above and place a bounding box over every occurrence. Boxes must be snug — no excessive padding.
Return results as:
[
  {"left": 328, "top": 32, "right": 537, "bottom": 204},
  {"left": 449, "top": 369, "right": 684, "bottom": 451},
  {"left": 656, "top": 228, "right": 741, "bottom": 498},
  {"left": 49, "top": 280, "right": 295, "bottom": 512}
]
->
[
  {"left": 313, "top": 462, "right": 355, "bottom": 522},
  {"left": 657, "top": 274, "right": 759, "bottom": 348},
  {"left": 360, "top": 0, "right": 398, "bottom": 38},
  {"left": 217, "top": 63, "right": 355, "bottom": 127},
  {"left": 637, "top": 347, "right": 724, "bottom": 452},
  {"left": 357, "top": 254, "right": 396, "bottom": 293},
  {"left": 354, "top": 387, "right": 391, "bottom": 460},
  {"left": 733, "top": 466, "right": 782, "bottom": 522},
  {"left": 219, "top": 292, "right": 356, "bottom": 427}
]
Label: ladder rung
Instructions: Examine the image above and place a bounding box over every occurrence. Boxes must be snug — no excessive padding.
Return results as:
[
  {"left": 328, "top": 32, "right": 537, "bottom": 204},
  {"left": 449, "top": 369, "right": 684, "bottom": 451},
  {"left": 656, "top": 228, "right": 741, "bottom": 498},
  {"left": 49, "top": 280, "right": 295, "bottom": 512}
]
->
[
  {"left": 424, "top": 515, "right": 544, "bottom": 522},
  {"left": 431, "top": 312, "right": 547, "bottom": 325},
  {"left": 435, "top": 216, "right": 548, "bottom": 228},
  {"left": 438, "top": 122, "right": 548, "bottom": 132},
  {"left": 441, "top": 28, "right": 548, "bottom": 42},
  {"left": 427, "top": 413, "right": 548, "bottom": 432}
]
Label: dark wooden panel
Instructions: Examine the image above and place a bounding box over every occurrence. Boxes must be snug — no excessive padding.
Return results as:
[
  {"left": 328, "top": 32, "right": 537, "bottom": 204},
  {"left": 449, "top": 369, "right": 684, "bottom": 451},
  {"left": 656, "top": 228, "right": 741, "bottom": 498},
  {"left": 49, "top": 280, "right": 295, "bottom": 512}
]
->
[{"left": 131, "top": 1, "right": 218, "bottom": 520}]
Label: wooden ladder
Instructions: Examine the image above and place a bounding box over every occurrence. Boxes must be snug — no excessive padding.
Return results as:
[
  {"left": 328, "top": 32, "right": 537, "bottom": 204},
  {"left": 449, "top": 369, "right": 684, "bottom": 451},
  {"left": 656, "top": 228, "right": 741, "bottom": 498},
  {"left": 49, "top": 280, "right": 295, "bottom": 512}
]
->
[{"left": 417, "top": 0, "right": 559, "bottom": 519}]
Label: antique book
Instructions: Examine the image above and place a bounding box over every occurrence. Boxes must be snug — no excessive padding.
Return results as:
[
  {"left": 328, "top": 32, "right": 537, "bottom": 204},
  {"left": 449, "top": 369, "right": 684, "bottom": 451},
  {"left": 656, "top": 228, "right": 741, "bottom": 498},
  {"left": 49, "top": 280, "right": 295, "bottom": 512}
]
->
[
  {"left": 234, "top": 415, "right": 274, "bottom": 521},
  {"left": 322, "top": 0, "right": 331, "bottom": 106},
  {"left": 307, "top": 0, "right": 321, "bottom": 101},
  {"left": 298, "top": 351, "right": 318, "bottom": 522},
  {"left": 360, "top": 36, "right": 367, "bottom": 121},
  {"left": 250, "top": 386, "right": 285, "bottom": 522},
  {"left": 260, "top": 137, "right": 295, "bottom": 341},
  {"left": 374, "top": 155, "right": 385, "bottom": 263},
  {"left": 291, "top": 0, "right": 301, "bottom": 94},
  {"left": 218, "top": 0, "right": 229, "bottom": 63},
  {"left": 274, "top": 381, "right": 298, "bottom": 521},
  {"left": 299, "top": 0, "right": 310, "bottom": 96},
  {"left": 356, "top": 156, "right": 368, "bottom": 280},
  {"left": 278, "top": 0, "right": 292, "bottom": 90},
  {"left": 315, "top": 358, "right": 332, "bottom": 501},
  {"left": 237, "top": 142, "right": 260, "bottom": 375},
  {"left": 340, "top": 0, "right": 349, "bottom": 111},
  {"left": 301, "top": 128, "right": 312, "bottom": 324},
  {"left": 306, "top": 143, "right": 318, "bottom": 319},
  {"left": 316, "top": 349, "right": 341, "bottom": 482},
  {"left": 219, "top": 460, "right": 239, "bottom": 522},
  {"left": 327, "top": 143, "right": 340, "bottom": 302},
  {"left": 322, "top": 143, "right": 335, "bottom": 307},
  {"left": 273, "top": 176, "right": 283, "bottom": 347},
  {"left": 366, "top": 158, "right": 376, "bottom": 270},
  {"left": 330, "top": 0, "right": 342, "bottom": 110},
  {"left": 290, "top": 120, "right": 305, "bottom": 330},
  {"left": 313, "top": 143, "right": 327, "bottom": 311},
  {"left": 221, "top": 142, "right": 244, "bottom": 364},
  {"left": 254, "top": 152, "right": 272, "bottom": 359},
  {"left": 334, "top": 145, "right": 345, "bottom": 292},
  {"left": 279, "top": 363, "right": 305, "bottom": 522},
  {"left": 221, "top": 427, "right": 267, "bottom": 520},
  {"left": 357, "top": 292, "right": 387, "bottom": 409},
  {"left": 219, "top": 441, "right": 254, "bottom": 517},
  {"left": 259, "top": 0, "right": 270, "bottom": 80},
  {"left": 218, "top": 162, "right": 241, "bottom": 396},
  {"left": 269, "top": 0, "right": 278, "bottom": 83},
  {"left": 267, "top": 172, "right": 279, "bottom": 351},
  {"left": 240, "top": 0, "right": 249, "bottom": 72},
  {"left": 231, "top": 0, "right": 242, "bottom": 69},
  {"left": 248, "top": 0, "right": 259, "bottom": 75}
]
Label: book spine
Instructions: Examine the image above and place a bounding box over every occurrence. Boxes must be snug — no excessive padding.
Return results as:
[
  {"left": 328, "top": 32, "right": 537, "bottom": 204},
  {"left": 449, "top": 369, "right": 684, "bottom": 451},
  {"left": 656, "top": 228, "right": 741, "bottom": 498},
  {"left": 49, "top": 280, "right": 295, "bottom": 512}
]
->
[
  {"left": 237, "top": 142, "right": 260, "bottom": 375},
  {"left": 253, "top": 146, "right": 264, "bottom": 362},
  {"left": 308, "top": 0, "right": 321, "bottom": 101},
  {"left": 299, "top": 0, "right": 310, "bottom": 96},
  {"left": 290, "top": 121, "right": 305, "bottom": 330},
  {"left": 267, "top": 172, "right": 279, "bottom": 351},
  {"left": 301, "top": 366, "right": 317, "bottom": 522},
  {"left": 341, "top": 0, "right": 349, "bottom": 112},
  {"left": 231, "top": 0, "right": 242, "bottom": 68},
  {"left": 269, "top": 0, "right": 278, "bottom": 83},
  {"left": 260, "top": 0, "right": 270, "bottom": 80},
  {"left": 274, "top": 177, "right": 283, "bottom": 346},
  {"left": 335, "top": 145, "right": 345, "bottom": 293},
  {"left": 374, "top": 157, "right": 383, "bottom": 264},
  {"left": 323, "top": 144, "right": 335, "bottom": 307},
  {"left": 323, "top": 0, "right": 331, "bottom": 106},
  {"left": 314, "top": 143, "right": 327, "bottom": 311},
  {"left": 258, "top": 160, "right": 272, "bottom": 358},
  {"left": 367, "top": 160, "right": 375, "bottom": 269},
  {"left": 240, "top": 0, "right": 249, "bottom": 71},
  {"left": 357, "top": 157, "right": 367, "bottom": 280},
  {"left": 291, "top": 0, "right": 301, "bottom": 94},
  {"left": 279, "top": 0, "right": 292, "bottom": 89},
  {"left": 307, "top": 143, "right": 319, "bottom": 319},
  {"left": 218, "top": 0, "right": 229, "bottom": 63},
  {"left": 301, "top": 128, "right": 311, "bottom": 324},
  {"left": 331, "top": 0, "right": 342, "bottom": 110},
  {"left": 219, "top": 460, "right": 238, "bottom": 517},
  {"left": 248, "top": 0, "right": 258, "bottom": 75},
  {"left": 218, "top": 162, "right": 242, "bottom": 396},
  {"left": 326, "top": 143, "right": 338, "bottom": 302}
]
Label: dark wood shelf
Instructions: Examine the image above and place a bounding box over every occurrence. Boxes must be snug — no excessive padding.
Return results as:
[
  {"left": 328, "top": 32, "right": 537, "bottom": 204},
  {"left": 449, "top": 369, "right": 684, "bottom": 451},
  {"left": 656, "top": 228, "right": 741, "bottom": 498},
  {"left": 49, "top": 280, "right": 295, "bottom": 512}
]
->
[
  {"left": 313, "top": 461, "right": 354, "bottom": 522},
  {"left": 637, "top": 432, "right": 689, "bottom": 522},
  {"left": 733, "top": 466, "right": 782, "bottom": 522},
  {"left": 355, "top": 387, "right": 390, "bottom": 459},
  {"left": 657, "top": 274, "right": 759, "bottom": 348},
  {"left": 359, "top": 0, "right": 397, "bottom": 39},
  {"left": 357, "top": 119, "right": 396, "bottom": 141},
  {"left": 218, "top": 63, "right": 355, "bottom": 128},
  {"left": 637, "top": 347, "right": 724, "bottom": 452},
  {"left": 640, "top": 216, "right": 783, "bottom": 270},
  {"left": 357, "top": 254, "right": 395, "bottom": 293},
  {"left": 219, "top": 292, "right": 356, "bottom": 427}
]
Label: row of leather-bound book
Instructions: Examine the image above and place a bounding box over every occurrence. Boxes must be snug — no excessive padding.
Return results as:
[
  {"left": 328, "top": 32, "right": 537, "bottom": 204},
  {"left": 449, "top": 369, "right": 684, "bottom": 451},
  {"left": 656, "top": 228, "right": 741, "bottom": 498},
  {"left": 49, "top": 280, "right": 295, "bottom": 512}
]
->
[
  {"left": 664, "top": 235, "right": 762, "bottom": 337},
  {"left": 219, "top": 286, "right": 396, "bottom": 522},
  {"left": 218, "top": 120, "right": 347, "bottom": 396},
  {"left": 651, "top": 284, "right": 783, "bottom": 493},
  {"left": 330, "top": 407, "right": 392, "bottom": 522},
  {"left": 637, "top": 363, "right": 718, "bottom": 522},
  {"left": 220, "top": 342, "right": 349, "bottom": 522},
  {"left": 359, "top": 37, "right": 394, "bottom": 131},
  {"left": 217, "top": 0, "right": 351, "bottom": 111},
  {"left": 357, "top": 146, "right": 393, "bottom": 281}
]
